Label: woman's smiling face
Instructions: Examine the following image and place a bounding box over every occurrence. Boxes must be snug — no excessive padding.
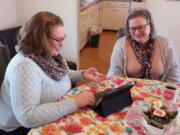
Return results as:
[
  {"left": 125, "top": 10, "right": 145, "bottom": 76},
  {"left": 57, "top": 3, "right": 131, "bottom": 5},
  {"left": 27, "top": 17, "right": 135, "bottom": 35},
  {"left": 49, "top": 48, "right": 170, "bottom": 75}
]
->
[
  {"left": 48, "top": 25, "right": 66, "bottom": 56},
  {"left": 129, "top": 16, "right": 151, "bottom": 44}
]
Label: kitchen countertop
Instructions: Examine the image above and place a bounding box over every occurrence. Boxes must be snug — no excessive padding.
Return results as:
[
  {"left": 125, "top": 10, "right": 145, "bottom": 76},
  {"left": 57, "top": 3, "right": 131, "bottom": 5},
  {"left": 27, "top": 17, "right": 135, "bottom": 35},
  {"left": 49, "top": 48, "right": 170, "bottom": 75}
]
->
[{"left": 80, "top": 0, "right": 130, "bottom": 11}]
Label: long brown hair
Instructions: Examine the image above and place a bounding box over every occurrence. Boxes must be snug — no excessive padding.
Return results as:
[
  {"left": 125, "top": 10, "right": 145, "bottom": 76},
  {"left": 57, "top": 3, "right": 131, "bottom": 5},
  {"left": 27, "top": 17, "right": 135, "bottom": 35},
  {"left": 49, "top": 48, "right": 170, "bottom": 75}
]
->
[
  {"left": 18, "top": 11, "right": 64, "bottom": 56},
  {"left": 125, "top": 8, "right": 156, "bottom": 41}
]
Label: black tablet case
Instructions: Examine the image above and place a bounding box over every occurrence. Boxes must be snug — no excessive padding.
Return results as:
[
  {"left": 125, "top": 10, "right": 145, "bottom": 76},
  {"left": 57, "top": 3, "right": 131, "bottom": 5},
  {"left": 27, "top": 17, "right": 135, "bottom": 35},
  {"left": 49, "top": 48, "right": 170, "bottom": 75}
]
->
[{"left": 89, "top": 81, "right": 135, "bottom": 117}]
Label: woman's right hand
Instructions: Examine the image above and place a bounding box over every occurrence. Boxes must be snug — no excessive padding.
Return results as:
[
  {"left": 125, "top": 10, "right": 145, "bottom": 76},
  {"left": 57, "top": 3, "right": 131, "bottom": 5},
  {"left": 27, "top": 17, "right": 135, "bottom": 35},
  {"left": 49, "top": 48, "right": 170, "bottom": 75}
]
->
[{"left": 74, "top": 91, "right": 95, "bottom": 108}]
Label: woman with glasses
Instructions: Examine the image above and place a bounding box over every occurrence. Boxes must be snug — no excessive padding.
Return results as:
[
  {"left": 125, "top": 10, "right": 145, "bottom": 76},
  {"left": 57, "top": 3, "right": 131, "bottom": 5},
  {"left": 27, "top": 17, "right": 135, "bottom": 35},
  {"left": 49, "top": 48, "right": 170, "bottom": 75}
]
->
[
  {"left": 107, "top": 8, "right": 180, "bottom": 83},
  {"left": 0, "top": 11, "right": 106, "bottom": 135}
]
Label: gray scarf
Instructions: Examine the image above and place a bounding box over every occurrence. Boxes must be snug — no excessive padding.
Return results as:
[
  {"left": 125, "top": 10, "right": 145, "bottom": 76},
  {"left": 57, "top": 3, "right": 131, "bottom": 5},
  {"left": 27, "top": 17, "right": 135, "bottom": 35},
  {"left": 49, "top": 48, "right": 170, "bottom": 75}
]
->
[{"left": 28, "top": 54, "right": 68, "bottom": 80}]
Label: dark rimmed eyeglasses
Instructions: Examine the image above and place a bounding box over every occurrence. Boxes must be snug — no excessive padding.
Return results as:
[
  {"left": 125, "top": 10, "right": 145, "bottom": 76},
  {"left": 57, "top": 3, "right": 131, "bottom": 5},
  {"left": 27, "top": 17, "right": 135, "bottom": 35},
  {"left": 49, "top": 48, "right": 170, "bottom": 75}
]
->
[
  {"left": 48, "top": 35, "right": 65, "bottom": 44},
  {"left": 130, "top": 23, "right": 149, "bottom": 32}
]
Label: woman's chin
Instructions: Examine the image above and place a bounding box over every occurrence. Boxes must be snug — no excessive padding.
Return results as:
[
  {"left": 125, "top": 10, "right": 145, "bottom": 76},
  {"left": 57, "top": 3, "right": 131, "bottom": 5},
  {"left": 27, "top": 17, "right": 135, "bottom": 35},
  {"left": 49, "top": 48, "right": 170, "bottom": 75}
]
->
[
  {"left": 54, "top": 52, "right": 59, "bottom": 56},
  {"left": 50, "top": 52, "right": 59, "bottom": 57}
]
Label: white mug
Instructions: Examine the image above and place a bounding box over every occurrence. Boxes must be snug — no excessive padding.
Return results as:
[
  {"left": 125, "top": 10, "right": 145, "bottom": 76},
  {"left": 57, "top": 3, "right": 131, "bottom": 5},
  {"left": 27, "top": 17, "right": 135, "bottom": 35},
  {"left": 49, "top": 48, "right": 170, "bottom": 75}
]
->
[{"left": 163, "top": 83, "right": 178, "bottom": 104}]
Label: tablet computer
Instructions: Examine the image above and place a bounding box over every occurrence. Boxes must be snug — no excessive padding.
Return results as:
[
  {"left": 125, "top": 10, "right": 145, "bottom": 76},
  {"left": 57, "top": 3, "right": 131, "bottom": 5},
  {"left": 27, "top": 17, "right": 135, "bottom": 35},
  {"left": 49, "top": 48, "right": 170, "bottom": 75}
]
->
[{"left": 89, "top": 81, "right": 136, "bottom": 117}]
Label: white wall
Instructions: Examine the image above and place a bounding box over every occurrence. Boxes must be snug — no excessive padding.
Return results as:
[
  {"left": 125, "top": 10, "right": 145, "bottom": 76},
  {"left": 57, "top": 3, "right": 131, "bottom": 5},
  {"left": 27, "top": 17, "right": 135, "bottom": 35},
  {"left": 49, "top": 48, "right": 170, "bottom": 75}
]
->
[
  {"left": 15, "top": 0, "right": 79, "bottom": 63},
  {"left": 0, "top": 0, "right": 18, "bottom": 30},
  {"left": 146, "top": 0, "right": 180, "bottom": 63},
  {"left": 0, "top": 0, "right": 79, "bottom": 64}
]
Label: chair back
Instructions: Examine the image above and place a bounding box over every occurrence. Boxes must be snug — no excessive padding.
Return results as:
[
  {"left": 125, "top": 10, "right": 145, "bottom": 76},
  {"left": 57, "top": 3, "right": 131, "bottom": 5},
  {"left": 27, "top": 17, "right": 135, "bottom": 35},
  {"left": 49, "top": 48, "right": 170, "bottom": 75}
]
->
[
  {"left": 0, "top": 26, "right": 21, "bottom": 58},
  {"left": 117, "top": 28, "right": 126, "bottom": 39},
  {"left": 0, "top": 45, "right": 11, "bottom": 87}
]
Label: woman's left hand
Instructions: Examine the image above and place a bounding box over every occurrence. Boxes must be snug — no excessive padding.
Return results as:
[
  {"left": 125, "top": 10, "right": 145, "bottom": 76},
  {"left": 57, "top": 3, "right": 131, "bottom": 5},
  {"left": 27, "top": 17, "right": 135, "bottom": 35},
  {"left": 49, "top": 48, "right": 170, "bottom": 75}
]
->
[{"left": 81, "top": 67, "right": 106, "bottom": 82}]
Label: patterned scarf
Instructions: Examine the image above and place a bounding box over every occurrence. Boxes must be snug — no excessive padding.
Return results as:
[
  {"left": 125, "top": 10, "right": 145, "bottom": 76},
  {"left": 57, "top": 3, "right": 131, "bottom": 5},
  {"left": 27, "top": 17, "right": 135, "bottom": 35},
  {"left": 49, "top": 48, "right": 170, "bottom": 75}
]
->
[
  {"left": 28, "top": 54, "right": 68, "bottom": 80},
  {"left": 131, "top": 39, "right": 155, "bottom": 79}
]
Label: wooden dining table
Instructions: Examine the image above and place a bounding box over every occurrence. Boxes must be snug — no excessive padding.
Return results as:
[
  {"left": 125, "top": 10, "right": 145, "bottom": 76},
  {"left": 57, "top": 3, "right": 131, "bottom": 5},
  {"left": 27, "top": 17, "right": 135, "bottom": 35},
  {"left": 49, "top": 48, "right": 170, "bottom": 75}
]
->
[{"left": 28, "top": 77, "right": 180, "bottom": 135}]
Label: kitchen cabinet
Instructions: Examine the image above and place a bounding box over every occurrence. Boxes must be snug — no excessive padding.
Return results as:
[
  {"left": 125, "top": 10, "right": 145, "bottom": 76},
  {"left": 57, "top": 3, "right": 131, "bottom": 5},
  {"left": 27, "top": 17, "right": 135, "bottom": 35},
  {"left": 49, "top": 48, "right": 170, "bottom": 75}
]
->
[
  {"left": 98, "top": 2, "right": 103, "bottom": 26},
  {"left": 131, "top": 1, "right": 147, "bottom": 9},
  {"left": 80, "top": 9, "right": 90, "bottom": 50},
  {"left": 101, "top": 6, "right": 115, "bottom": 30},
  {"left": 80, "top": 3, "right": 101, "bottom": 50},
  {"left": 88, "top": 4, "right": 99, "bottom": 27},
  {"left": 101, "top": 1, "right": 129, "bottom": 30}
]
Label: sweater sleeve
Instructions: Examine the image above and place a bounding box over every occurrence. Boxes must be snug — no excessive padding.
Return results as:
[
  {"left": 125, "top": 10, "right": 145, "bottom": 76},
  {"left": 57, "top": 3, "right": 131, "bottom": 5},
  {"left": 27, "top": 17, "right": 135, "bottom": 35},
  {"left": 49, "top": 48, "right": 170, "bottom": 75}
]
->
[
  {"left": 68, "top": 69, "right": 84, "bottom": 84},
  {"left": 107, "top": 38, "right": 125, "bottom": 77},
  {"left": 10, "top": 61, "right": 77, "bottom": 128},
  {"left": 164, "top": 40, "right": 180, "bottom": 84}
]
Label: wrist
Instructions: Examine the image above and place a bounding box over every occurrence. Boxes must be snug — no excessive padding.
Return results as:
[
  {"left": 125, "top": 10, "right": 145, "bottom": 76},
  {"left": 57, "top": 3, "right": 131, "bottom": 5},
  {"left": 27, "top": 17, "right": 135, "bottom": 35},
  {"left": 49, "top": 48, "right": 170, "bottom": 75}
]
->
[{"left": 81, "top": 70, "right": 86, "bottom": 80}]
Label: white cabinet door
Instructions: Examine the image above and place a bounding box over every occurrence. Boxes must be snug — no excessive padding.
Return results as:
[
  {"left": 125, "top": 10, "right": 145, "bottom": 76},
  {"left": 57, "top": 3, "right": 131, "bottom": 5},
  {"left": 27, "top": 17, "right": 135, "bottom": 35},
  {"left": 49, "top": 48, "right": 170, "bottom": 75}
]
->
[
  {"left": 94, "top": 5, "right": 100, "bottom": 26},
  {"left": 80, "top": 9, "right": 90, "bottom": 50},
  {"left": 80, "top": 30, "right": 89, "bottom": 50},
  {"left": 88, "top": 4, "right": 100, "bottom": 27},
  {"left": 101, "top": 2, "right": 129, "bottom": 30},
  {"left": 102, "top": 7, "right": 115, "bottom": 30},
  {"left": 114, "top": 7, "right": 128, "bottom": 30},
  {"left": 89, "top": 6, "right": 96, "bottom": 26},
  {"left": 98, "top": 3, "right": 103, "bottom": 26},
  {"left": 131, "top": 2, "right": 147, "bottom": 9}
]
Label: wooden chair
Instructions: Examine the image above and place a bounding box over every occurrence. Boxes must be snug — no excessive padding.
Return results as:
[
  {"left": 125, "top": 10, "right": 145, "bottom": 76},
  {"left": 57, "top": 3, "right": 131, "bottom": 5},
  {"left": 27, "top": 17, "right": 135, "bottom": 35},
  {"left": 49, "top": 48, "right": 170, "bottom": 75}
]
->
[{"left": 117, "top": 28, "right": 126, "bottom": 39}]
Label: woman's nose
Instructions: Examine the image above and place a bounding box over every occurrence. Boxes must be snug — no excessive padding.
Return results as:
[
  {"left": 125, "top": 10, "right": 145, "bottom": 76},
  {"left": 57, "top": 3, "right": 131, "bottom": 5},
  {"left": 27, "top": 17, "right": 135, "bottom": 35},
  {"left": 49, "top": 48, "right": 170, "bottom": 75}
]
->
[{"left": 134, "top": 30, "right": 141, "bottom": 36}]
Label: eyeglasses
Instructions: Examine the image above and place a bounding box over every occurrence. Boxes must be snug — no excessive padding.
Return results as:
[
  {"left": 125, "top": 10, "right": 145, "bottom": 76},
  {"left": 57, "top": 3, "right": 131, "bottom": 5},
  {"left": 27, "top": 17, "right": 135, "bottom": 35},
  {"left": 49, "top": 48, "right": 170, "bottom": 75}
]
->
[
  {"left": 130, "top": 23, "right": 149, "bottom": 32},
  {"left": 48, "top": 35, "right": 65, "bottom": 44}
]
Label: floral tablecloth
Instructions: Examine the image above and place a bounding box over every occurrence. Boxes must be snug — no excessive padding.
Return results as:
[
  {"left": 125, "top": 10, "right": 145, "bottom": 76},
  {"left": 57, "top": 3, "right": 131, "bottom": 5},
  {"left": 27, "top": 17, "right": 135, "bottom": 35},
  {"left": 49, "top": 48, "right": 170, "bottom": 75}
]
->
[{"left": 28, "top": 77, "right": 180, "bottom": 135}]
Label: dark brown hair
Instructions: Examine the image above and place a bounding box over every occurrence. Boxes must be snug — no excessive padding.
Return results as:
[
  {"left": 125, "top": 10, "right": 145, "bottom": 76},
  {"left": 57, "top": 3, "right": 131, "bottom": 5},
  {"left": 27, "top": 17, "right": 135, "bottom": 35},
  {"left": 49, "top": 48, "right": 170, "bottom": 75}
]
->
[
  {"left": 18, "top": 11, "right": 64, "bottom": 56},
  {"left": 125, "top": 8, "right": 156, "bottom": 41}
]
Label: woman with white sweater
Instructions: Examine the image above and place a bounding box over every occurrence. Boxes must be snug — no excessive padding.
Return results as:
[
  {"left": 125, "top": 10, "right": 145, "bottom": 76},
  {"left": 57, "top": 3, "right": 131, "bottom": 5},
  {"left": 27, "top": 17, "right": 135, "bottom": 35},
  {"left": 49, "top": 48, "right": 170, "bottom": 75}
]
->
[{"left": 0, "top": 11, "right": 106, "bottom": 135}]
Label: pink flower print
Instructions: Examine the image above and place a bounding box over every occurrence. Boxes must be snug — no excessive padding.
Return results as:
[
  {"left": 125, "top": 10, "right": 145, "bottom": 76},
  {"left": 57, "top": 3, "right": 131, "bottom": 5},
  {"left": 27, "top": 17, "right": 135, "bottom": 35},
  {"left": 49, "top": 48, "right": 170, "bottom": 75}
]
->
[
  {"left": 61, "top": 122, "right": 83, "bottom": 133},
  {"left": 80, "top": 117, "right": 92, "bottom": 126},
  {"left": 135, "top": 82, "right": 143, "bottom": 87},
  {"left": 95, "top": 114, "right": 108, "bottom": 122},
  {"left": 112, "top": 79, "right": 124, "bottom": 86}
]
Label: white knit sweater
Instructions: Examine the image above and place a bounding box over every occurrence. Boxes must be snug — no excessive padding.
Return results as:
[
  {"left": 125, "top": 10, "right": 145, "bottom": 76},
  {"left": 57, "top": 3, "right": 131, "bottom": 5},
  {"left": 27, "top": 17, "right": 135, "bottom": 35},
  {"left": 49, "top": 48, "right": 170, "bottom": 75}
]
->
[{"left": 0, "top": 53, "right": 82, "bottom": 131}]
